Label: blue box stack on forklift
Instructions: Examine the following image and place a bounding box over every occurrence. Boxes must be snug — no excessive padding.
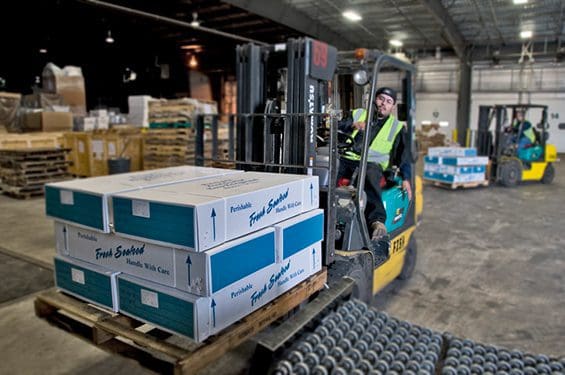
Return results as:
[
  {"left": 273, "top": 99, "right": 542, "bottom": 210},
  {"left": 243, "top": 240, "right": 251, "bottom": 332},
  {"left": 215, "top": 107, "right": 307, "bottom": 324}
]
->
[
  {"left": 424, "top": 147, "right": 489, "bottom": 184},
  {"left": 46, "top": 166, "right": 324, "bottom": 342}
]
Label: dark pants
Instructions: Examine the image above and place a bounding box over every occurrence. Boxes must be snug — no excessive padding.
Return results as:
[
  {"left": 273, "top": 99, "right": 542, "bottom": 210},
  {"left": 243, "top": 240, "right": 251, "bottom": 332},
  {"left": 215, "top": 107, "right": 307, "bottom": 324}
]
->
[{"left": 338, "top": 158, "right": 386, "bottom": 225}]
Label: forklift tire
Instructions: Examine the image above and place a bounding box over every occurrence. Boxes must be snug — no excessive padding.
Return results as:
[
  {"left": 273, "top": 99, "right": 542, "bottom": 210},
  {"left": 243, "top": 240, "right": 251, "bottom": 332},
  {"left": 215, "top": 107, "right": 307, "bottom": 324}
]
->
[
  {"left": 541, "top": 163, "right": 555, "bottom": 184},
  {"left": 499, "top": 160, "right": 522, "bottom": 187},
  {"left": 398, "top": 236, "right": 417, "bottom": 280}
]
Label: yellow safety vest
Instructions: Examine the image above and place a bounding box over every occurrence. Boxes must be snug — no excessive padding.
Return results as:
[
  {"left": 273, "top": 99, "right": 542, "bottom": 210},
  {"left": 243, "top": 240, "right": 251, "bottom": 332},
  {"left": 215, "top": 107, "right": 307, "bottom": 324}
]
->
[
  {"left": 513, "top": 120, "right": 536, "bottom": 143},
  {"left": 344, "top": 110, "right": 403, "bottom": 169}
]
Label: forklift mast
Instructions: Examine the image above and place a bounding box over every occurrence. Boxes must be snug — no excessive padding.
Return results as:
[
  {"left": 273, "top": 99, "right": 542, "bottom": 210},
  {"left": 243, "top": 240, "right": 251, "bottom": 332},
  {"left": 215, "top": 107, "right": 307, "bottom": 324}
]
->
[
  {"left": 235, "top": 38, "right": 339, "bottom": 266},
  {"left": 235, "top": 38, "right": 337, "bottom": 170}
]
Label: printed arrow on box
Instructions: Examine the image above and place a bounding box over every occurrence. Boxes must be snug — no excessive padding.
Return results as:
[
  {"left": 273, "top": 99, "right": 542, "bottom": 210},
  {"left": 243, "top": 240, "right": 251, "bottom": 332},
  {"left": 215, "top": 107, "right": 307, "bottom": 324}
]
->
[
  {"left": 186, "top": 255, "right": 192, "bottom": 286},
  {"left": 62, "top": 225, "right": 68, "bottom": 253},
  {"left": 211, "top": 208, "right": 217, "bottom": 241},
  {"left": 211, "top": 299, "right": 217, "bottom": 327},
  {"left": 312, "top": 247, "right": 316, "bottom": 270}
]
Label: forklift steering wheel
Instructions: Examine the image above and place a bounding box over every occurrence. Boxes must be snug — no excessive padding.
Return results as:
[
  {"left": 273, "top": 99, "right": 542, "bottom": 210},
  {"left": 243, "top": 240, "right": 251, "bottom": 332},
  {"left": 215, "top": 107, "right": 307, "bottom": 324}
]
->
[{"left": 337, "top": 130, "right": 356, "bottom": 151}]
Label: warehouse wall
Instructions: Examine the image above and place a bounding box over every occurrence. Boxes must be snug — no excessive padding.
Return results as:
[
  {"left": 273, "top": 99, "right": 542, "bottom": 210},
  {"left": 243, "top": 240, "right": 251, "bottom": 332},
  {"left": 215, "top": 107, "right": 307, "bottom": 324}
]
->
[
  {"left": 409, "top": 58, "right": 565, "bottom": 152},
  {"left": 415, "top": 93, "right": 458, "bottom": 135}
]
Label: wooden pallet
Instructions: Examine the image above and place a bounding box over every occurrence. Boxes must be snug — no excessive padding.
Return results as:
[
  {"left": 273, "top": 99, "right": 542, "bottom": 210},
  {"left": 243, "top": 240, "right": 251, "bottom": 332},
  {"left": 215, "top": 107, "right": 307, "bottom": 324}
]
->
[
  {"left": 425, "top": 178, "right": 489, "bottom": 190},
  {"left": 1, "top": 173, "right": 71, "bottom": 186},
  {"left": 0, "top": 148, "right": 71, "bottom": 196},
  {"left": 0, "top": 183, "right": 45, "bottom": 199},
  {"left": 0, "top": 160, "right": 70, "bottom": 171},
  {"left": 0, "top": 148, "right": 69, "bottom": 161},
  {"left": 35, "top": 270, "right": 327, "bottom": 375}
]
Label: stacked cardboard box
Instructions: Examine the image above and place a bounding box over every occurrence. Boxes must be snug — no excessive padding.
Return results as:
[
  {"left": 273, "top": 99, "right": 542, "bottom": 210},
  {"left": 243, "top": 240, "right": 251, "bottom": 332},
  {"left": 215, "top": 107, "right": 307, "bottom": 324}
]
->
[
  {"left": 74, "top": 109, "right": 110, "bottom": 132},
  {"left": 0, "top": 92, "right": 22, "bottom": 132},
  {"left": 128, "top": 96, "right": 153, "bottom": 128},
  {"left": 417, "top": 124, "right": 451, "bottom": 157},
  {"left": 423, "top": 147, "right": 489, "bottom": 185},
  {"left": 47, "top": 168, "right": 323, "bottom": 342},
  {"left": 42, "top": 63, "right": 86, "bottom": 115}
]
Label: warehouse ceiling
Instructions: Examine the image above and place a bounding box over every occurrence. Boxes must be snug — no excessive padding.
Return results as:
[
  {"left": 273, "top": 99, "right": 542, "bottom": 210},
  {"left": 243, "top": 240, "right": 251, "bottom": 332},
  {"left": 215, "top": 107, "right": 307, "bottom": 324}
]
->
[
  {"left": 9, "top": 0, "right": 563, "bottom": 64},
  {"left": 225, "top": 0, "right": 565, "bottom": 61},
  {"left": 2, "top": 0, "right": 564, "bottom": 108}
]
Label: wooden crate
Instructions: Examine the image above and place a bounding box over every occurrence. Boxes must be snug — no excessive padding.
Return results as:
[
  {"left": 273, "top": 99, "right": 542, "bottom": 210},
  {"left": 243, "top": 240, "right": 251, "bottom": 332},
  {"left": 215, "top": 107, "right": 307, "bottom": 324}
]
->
[
  {"left": 64, "top": 132, "right": 92, "bottom": 176},
  {"left": 35, "top": 270, "right": 326, "bottom": 374},
  {"left": 64, "top": 130, "right": 144, "bottom": 177}
]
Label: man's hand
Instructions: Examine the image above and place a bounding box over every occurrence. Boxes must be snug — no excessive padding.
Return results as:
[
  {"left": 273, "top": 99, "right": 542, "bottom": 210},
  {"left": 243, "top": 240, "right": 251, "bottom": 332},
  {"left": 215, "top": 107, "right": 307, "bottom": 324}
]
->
[
  {"left": 402, "top": 180, "right": 412, "bottom": 200},
  {"left": 353, "top": 121, "right": 366, "bottom": 131}
]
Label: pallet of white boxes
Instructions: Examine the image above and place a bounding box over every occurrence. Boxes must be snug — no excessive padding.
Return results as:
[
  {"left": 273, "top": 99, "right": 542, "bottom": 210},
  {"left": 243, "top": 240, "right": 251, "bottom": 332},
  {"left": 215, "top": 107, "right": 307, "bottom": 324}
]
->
[
  {"left": 423, "top": 147, "right": 489, "bottom": 189},
  {"left": 45, "top": 165, "right": 323, "bottom": 342}
]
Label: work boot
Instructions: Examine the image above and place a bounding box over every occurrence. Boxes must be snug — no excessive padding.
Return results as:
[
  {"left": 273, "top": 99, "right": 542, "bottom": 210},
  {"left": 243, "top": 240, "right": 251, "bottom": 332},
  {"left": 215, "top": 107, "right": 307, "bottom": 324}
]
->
[{"left": 370, "top": 221, "right": 387, "bottom": 241}]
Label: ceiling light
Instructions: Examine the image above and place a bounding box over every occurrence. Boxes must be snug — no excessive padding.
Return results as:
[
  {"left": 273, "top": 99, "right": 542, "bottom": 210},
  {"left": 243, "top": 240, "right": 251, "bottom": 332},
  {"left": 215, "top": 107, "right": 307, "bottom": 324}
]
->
[
  {"left": 390, "top": 39, "right": 403, "bottom": 47},
  {"left": 181, "top": 44, "right": 203, "bottom": 52},
  {"left": 105, "top": 30, "right": 114, "bottom": 44},
  {"left": 39, "top": 48, "right": 48, "bottom": 54},
  {"left": 189, "top": 54, "right": 198, "bottom": 68},
  {"left": 190, "top": 12, "right": 200, "bottom": 27},
  {"left": 513, "top": 0, "right": 528, "bottom": 4},
  {"left": 342, "top": 10, "right": 362, "bottom": 22},
  {"left": 520, "top": 30, "right": 533, "bottom": 39}
]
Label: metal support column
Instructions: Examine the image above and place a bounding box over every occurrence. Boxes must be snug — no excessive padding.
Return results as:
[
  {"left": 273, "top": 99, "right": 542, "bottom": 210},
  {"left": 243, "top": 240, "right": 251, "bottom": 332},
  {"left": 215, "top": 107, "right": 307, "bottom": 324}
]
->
[{"left": 456, "top": 59, "right": 472, "bottom": 146}]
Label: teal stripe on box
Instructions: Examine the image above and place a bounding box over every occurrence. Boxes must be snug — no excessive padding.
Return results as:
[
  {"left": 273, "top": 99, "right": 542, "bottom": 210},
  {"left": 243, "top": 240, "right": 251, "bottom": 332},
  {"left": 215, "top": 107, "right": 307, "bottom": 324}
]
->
[
  {"left": 45, "top": 186, "right": 104, "bottom": 230},
  {"left": 118, "top": 278, "right": 195, "bottom": 339},
  {"left": 424, "top": 156, "right": 440, "bottom": 164},
  {"left": 54, "top": 257, "right": 113, "bottom": 308},
  {"left": 282, "top": 213, "right": 324, "bottom": 259},
  {"left": 113, "top": 198, "right": 195, "bottom": 248},
  {"left": 210, "top": 231, "right": 275, "bottom": 293}
]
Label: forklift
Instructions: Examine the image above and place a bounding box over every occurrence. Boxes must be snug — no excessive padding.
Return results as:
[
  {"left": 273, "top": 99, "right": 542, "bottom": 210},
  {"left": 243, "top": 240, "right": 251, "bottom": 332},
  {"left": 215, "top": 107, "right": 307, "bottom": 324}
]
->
[
  {"left": 476, "top": 104, "right": 558, "bottom": 187},
  {"left": 198, "top": 38, "right": 423, "bottom": 303}
]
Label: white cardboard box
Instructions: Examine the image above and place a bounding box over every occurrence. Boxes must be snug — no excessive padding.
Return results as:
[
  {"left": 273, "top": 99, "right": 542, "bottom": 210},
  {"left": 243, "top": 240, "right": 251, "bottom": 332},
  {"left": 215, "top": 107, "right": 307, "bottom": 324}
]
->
[
  {"left": 96, "top": 116, "right": 109, "bottom": 130},
  {"left": 112, "top": 172, "right": 319, "bottom": 252},
  {"left": 117, "top": 242, "right": 321, "bottom": 342},
  {"left": 90, "top": 109, "right": 108, "bottom": 117},
  {"left": 56, "top": 222, "right": 277, "bottom": 297},
  {"left": 45, "top": 166, "right": 242, "bottom": 233},
  {"left": 54, "top": 254, "right": 120, "bottom": 312},
  {"left": 427, "top": 147, "right": 477, "bottom": 158}
]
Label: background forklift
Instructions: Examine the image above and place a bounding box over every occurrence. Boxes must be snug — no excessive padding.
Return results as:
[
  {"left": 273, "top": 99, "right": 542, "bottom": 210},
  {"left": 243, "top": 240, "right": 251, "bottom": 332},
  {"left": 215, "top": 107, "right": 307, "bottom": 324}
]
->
[
  {"left": 198, "top": 38, "right": 423, "bottom": 303},
  {"left": 476, "top": 104, "right": 558, "bottom": 187}
]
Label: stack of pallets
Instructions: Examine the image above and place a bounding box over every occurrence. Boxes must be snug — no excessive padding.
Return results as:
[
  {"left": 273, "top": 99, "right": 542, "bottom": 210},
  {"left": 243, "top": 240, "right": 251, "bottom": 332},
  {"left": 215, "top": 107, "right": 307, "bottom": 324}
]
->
[
  {"left": 148, "top": 98, "right": 197, "bottom": 128},
  {"left": 143, "top": 128, "right": 230, "bottom": 170},
  {"left": 0, "top": 148, "right": 71, "bottom": 198}
]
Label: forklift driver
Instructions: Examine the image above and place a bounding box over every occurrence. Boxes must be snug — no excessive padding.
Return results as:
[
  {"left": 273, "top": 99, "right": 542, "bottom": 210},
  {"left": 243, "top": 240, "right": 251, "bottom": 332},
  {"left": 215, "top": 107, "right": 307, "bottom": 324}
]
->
[
  {"left": 338, "top": 87, "right": 412, "bottom": 242},
  {"left": 511, "top": 108, "right": 536, "bottom": 150}
]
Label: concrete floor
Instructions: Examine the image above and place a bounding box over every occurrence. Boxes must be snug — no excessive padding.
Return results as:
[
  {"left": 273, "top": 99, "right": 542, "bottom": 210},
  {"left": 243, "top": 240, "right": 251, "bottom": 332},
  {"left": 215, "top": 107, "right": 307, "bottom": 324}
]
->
[{"left": 0, "top": 161, "right": 563, "bottom": 374}]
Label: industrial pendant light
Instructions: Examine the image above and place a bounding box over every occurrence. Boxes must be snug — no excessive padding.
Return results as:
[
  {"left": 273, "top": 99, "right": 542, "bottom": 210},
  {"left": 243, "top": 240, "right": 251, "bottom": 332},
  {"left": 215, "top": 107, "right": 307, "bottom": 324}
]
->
[{"left": 105, "top": 30, "right": 115, "bottom": 44}]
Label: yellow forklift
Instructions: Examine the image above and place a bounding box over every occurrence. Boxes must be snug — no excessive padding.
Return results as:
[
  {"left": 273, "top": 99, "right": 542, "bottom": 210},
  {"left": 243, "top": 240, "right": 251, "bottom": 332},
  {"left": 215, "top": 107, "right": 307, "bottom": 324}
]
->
[
  {"left": 476, "top": 104, "right": 558, "bottom": 186},
  {"left": 198, "top": 38, "right": 423, "bottom": 303}
]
